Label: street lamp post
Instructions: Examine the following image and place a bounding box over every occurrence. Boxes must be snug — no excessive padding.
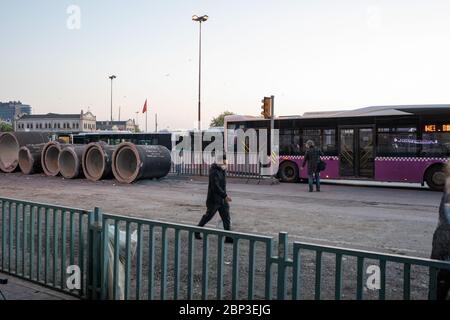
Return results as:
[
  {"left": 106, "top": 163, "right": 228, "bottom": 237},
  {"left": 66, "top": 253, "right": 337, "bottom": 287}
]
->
[
  {"left": 135, "top": 111, "right": 139, "bottom": 132},
  {"left": 109, "top": 75, "right": 117, "bottom": 124},
  {"left": 192, "top": 15, "right": 208, "bottom": 131}
]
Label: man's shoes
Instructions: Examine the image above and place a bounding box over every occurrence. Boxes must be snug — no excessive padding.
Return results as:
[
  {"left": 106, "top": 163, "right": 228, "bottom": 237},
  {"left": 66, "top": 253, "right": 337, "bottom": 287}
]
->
[
  {"left": 225, "top": 237, "right": 234, "bottom": 244},
  {"left": 317, "top": 189, "right": 320, "bottom": 192},
  {"left": 194, "top": 232, "right": 202, "bottom": 240}
]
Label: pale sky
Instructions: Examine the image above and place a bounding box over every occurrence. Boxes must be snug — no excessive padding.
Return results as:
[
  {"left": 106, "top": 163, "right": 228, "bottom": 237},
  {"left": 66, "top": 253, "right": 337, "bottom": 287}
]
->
[{"left": 1, "top": 0, "right": 450, "bottom": 130}]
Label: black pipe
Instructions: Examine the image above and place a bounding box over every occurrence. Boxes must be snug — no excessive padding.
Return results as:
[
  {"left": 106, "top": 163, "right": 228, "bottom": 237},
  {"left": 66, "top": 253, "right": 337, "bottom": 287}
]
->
[
  {"left": 58, "top": 145, "right": 86, "bottom": 179},
  {"left": 41, "top": 141, "right": 69, "bottom": 176},
  {"left": 18, "top": 143, "right": 46, "bottom": 175},
  {"left": 112, "top": 142, "right": 171, "bottom": 183},
  {"left": 82, "top": 142, "right": 117, "bottom": 181}
]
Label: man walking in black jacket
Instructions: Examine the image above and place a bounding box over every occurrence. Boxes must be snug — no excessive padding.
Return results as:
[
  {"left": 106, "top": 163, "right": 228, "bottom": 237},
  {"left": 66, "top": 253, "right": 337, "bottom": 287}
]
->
[{"left": 195, "top": 155, "right": 233, "bottom": 243}]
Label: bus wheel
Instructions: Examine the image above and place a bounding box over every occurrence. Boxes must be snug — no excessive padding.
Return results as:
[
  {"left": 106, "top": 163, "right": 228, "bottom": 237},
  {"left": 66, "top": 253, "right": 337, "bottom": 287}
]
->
[
  {"left": 279, "top": 161, "right": 299, "bottom": 183},
  {"left": 425, "top": 164, "right": 446, "bottom": 191}
]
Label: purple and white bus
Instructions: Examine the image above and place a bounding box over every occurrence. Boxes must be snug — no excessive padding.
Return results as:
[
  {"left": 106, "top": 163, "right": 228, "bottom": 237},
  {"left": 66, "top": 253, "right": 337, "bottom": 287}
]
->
[{"left": 225, "top": 105, "right": 450, "bottom": 191}]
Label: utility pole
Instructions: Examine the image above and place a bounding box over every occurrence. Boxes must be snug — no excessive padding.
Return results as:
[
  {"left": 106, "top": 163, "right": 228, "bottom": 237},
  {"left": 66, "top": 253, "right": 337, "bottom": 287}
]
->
[
  {"left": 270, "top": 95, "right": 276, "bottom": 176},
  {"left": 155, "top": 113, "right": 158, "bottom": 133},
  {"left": 109, "top": 75, "right": 117, "bottom": 123},
  {"left": 135, "top": 111, "right": 139, "bottom": 132},
  {"left": 270, "top": 95, "right": 275, "bottom": 138},
  {"left": 192, "top": 15, "right": 209, "bottom": 131}
]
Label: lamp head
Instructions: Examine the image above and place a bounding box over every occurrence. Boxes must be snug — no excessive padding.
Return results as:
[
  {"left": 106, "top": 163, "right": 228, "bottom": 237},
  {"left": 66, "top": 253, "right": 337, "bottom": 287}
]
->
[{"left": 192, "top": 15, "right": 209, "bottom": 22}]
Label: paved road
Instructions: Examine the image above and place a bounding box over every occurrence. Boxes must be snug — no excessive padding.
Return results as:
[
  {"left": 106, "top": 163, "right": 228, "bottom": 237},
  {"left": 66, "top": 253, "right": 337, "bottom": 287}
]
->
[
  {"left": 0, "top": 172, "right": 442, "bottom": 258},
  {"left": 0, "top": 272, "right": 76, "bottom": 300}
]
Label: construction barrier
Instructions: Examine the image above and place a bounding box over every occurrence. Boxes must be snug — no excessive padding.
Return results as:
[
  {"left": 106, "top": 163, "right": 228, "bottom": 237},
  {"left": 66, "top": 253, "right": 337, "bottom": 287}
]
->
[{"left": 170, "top": 152, "right": 263, "bottom": 179}]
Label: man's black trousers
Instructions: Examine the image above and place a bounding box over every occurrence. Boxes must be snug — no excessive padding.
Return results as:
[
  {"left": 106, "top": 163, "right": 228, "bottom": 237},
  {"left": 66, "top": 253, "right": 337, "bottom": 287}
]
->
[{"left": 198, "top": 202, "right": 231, "bottom": 230}]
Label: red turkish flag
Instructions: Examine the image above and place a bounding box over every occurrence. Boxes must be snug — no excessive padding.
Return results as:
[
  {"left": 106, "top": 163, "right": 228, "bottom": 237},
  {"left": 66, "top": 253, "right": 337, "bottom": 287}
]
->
[{"left": 142, "top": 99, "right": 148, "bottom": 113}]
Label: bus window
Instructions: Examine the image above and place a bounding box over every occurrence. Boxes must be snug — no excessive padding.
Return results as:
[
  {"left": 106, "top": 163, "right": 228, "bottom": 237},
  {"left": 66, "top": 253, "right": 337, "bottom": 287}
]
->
[
  {"left": 422, "top": 132, "right": 450, "bottom": 156},
  {"left": 377, "top": 127, "right": 418, "bottom": 156},
  {"left": 279, "top": 129, "right": 301, "bottom": 155},
  {"left": 302, "top": 129, "right": 321, "bottom": 152},
  {"left": 301, "top": 128, "right": 336, "bottom": 155},
  {"left": 322, "top": 129, "right": 337, "bottom": 154}
]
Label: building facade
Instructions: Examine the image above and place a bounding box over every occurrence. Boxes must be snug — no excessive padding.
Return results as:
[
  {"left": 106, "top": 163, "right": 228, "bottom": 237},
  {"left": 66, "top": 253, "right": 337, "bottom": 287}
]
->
[
  {"left": 0, "top": 101, "right": 32, "bottom": 123},
  {"left": 96, "top": 119, "right": 138, "bottom": 132},
  {"left": 15, "top": 110, "right": 96, "bottom": 133}
]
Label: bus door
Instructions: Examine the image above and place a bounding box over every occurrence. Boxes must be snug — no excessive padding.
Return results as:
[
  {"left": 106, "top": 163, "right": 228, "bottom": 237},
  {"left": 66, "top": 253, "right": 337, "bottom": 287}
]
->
[{"left": 339, "top": 126, "right": 375, "bottom": 178}]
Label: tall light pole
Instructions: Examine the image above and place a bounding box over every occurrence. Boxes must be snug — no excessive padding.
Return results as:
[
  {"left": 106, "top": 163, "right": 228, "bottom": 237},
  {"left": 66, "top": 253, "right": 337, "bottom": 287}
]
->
[
  {"left": 109, "top": 75, "right": 117, "bottom": 124},
  {"left": 135, "top": 111, "right": 139, "bottom": 132},
  {"left": 192, "top": 14, "right": 208, "bottom": 131}
]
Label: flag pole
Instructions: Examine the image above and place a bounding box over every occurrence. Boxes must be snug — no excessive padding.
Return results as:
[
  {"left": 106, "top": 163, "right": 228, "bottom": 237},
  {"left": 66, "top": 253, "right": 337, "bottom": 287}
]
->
[{"left": 145, "top": 99, "right": 148, "bottom": 133}]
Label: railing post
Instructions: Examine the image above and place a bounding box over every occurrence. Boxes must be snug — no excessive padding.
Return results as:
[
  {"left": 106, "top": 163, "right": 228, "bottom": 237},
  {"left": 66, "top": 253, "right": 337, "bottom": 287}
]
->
[
  {"left": 277, "top": 232, "right": 289, "bottom": 300},
  {"left": 87, "top": 207, "right": 103, "bottom": 300}
]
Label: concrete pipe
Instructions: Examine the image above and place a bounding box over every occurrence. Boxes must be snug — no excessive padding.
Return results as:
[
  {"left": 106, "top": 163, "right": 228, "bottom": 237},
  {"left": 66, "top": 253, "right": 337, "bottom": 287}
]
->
[
  {"left": 18, "top": 143, "right": 46, "bottom": 175},
  {"left": 112, "top": 142, "right": 171, "bottom": 184},
  {"left": 41, "top": 141, "right": 69, "bottom": 176},
  {"left": 0, "top": 132, "right": 50, "bottom": 173},
  {"left": 58, "top": 145, "right": 86, "bottom": 179},
  {"left": 82, "top": 142, "right": 117, "bottom": 181}
]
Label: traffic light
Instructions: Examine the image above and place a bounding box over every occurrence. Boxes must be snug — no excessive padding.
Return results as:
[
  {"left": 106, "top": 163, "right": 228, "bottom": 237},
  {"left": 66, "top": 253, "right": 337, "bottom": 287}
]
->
[{"left": 261, "top": 97, "right": 272, "bottom": 119}]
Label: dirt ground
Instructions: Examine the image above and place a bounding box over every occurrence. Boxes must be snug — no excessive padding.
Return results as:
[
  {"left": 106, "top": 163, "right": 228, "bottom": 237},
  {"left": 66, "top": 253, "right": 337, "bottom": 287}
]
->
[
  {"left": 0, "top": 172, "right": 443, "bottom": 300},
  {"left": 0, "top": 172, "right": 440, "bottom": 256}
]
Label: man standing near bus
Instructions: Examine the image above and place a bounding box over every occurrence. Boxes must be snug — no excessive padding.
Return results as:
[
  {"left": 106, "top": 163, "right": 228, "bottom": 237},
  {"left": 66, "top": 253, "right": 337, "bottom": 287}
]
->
[
  {"left": 302, "top": 140, "right": 324, "bottom": 192},
  {"left": 195, "top": 154, "right": 234, "bottom": 243}
]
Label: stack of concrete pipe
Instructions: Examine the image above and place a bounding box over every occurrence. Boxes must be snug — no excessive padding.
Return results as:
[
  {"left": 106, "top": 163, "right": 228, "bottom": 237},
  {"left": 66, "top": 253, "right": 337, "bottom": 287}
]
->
[{"left": 0, "top": 132, "right": 172, "bottom": 184}]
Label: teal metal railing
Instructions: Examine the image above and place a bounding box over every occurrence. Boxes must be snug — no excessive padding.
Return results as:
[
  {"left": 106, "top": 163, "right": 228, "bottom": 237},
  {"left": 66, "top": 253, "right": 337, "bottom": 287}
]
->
[
  {"left": 290, "top": 239, "right": 450, "bottom": 300},
  {"left": 0, "top": 197, "right": 90, "bottom": 298},
  {"left": 96, "top": 210, "right": 273, "bottom": 300},
  {"left": 2, "top": 197, "right": 450, "bottom": 300}
]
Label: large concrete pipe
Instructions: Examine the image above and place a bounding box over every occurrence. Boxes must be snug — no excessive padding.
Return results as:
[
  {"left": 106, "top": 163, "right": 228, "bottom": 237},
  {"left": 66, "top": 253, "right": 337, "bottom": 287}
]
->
[
  {"left": 0, "top": 132, "right": 50, "bottom": 173},
  {"left": 82, "top": 142, "right": 117, "bottom": 181},
  {"left": 112, "top": 142, "right": 171, "bottom": 183},
  {"left": 58, "top": 145, "right": 86, "bottom": 179},
  {"left": 41, "top": 141, "right": 69, "bottom": 176},
  {"left": 18, "top": 143, "right": 46, "bottom": 175}
]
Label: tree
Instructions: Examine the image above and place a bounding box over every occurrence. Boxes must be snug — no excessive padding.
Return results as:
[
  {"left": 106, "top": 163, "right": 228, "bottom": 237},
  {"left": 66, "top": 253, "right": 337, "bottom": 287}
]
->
[
  {"left": 0, "top": 122, "right": 13, "bottom": 132},
  {"left": 209, "top": 111, "right": 235, "bottom": 128}
]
